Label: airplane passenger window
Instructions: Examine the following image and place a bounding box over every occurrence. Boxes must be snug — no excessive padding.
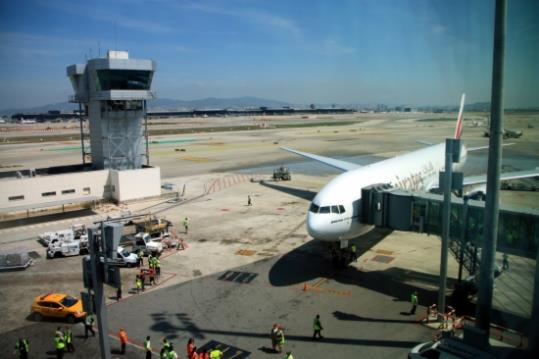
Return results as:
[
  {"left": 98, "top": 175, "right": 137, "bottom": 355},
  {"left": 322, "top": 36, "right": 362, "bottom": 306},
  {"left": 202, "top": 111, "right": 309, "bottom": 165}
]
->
[
  {"left": 319, "top": 206, "right": 330, "bottom": 214},
  {"left": 331, "top": 206, "right": 339, "bottom": 213},
  {"left": 309, "top": 203, "right": 320, "bottom": 213},
  {"left": 339, "top": 205, "right": 345, "bottom": 213}
]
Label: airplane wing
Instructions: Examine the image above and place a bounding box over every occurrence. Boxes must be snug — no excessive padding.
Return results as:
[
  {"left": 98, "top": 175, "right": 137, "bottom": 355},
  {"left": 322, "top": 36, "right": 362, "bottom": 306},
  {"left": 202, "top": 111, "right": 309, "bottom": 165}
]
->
[
  {"left": 463, "top": 169, "right": 539, "bottom": 186},
  {"left": 280, "top": 147, "right": 361, "bottom": 172},
  {"left": 467, "top": 143, "right": 514, "bottom": 152}
]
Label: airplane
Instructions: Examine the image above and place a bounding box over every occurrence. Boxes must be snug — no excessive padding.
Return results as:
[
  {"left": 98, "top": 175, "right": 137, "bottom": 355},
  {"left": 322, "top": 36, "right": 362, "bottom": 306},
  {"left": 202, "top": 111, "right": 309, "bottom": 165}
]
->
[{"left": 282, "top": 94, "right": 539, "bottom": 250}]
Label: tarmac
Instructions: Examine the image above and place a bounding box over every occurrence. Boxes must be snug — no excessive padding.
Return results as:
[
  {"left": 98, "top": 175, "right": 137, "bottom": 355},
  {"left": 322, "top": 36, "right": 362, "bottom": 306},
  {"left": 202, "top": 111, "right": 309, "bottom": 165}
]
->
[{"left": 0, "top": 112, "right": 538, "bottom": 358}]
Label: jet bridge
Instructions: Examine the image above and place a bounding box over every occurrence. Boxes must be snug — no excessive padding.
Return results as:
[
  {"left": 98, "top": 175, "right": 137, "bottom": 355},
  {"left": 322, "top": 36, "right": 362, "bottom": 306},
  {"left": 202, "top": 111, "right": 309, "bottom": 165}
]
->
[{"left": 361, "top": 184, "right": 539, "bottom": 260}]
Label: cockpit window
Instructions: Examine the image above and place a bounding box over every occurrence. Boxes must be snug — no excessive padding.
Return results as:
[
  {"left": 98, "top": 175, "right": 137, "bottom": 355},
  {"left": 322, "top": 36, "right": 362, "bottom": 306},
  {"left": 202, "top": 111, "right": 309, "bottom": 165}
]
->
[
  {"left": 309, "top": 203, "right": 319, "bottom": 213},
  {"left": 331, "top": 206, "right": 339, "bottom": 213},
  {"left": 339, "top": 205, "right": 345, "bottom": 213},
  {"left": 319, "top": 206, "right": 330, "bottom": 214}
]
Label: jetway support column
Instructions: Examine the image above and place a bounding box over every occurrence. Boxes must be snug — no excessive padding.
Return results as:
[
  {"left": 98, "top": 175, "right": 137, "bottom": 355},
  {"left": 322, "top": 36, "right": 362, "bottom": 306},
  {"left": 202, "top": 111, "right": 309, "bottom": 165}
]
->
[
  {"left": 438, "top": 138, "right": 461, "bottom": 315},
  {"left": 476, "top": 0, "right": 506, "bottom": 345}
]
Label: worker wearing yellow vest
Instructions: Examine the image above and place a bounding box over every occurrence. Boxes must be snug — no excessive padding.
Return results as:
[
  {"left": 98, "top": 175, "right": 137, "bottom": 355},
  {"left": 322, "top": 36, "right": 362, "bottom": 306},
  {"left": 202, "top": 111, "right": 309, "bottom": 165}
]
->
[
  {"left": 209, "top": 347, "right": 223, "bottom": 358},
  {"left": 54, "top": 332, "right": 65, "bottom": 359},
  {"left": 285, "top": 351, "right": 294, "bottom": 359},
  {"left": 144, "top": 336, "right": 152, "bottom": 359},
  {"left": 14, "top": 338, "right": 29, "bottom": 359}
]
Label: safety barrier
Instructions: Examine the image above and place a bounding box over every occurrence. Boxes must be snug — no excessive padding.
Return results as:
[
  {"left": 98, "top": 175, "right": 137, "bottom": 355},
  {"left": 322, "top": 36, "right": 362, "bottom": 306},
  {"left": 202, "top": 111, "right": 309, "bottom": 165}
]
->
[{"left": 422, "top": 303, "right": 527, "bottom": 348}]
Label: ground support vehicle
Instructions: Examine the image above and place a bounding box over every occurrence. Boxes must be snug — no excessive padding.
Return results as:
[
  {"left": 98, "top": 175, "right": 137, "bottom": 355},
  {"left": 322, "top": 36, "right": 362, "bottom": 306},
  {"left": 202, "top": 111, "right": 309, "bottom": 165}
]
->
[
  {"left": 130, "top": 232, "right": 164, "bottom": 256},
  {"left": 273, "top": 166, "right": 291, "bottom": 181},
  {"left": 46, "top": 236, "right": 89, "bottom": 258},
  {"left": 39, "top": 224, "right": 87, "bottom": 246}
]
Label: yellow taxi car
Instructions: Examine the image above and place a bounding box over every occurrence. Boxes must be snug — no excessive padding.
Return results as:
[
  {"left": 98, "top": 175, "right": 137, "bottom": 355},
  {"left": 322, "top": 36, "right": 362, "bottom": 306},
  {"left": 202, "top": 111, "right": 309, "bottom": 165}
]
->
[{"left": 31, "top": 292, "right": 86, "bottom": 323}]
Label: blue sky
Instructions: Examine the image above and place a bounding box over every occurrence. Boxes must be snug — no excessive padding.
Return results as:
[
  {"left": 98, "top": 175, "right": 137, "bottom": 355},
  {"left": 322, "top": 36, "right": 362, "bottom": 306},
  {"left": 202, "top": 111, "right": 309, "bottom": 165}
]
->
[{"left": 0, "top": 0, "right": 537, "bottom": 110}]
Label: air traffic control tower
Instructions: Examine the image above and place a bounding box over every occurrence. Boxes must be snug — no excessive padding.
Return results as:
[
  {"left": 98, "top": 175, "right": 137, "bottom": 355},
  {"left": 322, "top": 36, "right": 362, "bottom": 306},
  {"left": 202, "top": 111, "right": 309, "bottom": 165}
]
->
[{"left": 67, "top": 50, "right": 156, "bottom": 170}]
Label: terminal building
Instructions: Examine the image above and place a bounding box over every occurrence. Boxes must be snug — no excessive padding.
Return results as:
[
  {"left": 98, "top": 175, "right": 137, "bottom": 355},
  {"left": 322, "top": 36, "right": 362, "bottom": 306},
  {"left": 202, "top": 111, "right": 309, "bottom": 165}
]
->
[{"left": 0, "top": 51, "right": 161, "bottom": 215}]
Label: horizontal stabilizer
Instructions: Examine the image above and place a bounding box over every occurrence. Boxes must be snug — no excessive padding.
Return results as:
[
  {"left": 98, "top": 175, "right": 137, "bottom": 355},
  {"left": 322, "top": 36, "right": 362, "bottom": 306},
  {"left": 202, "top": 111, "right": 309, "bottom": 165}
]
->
[{"left": 280, "top": 147, "right": 361, "bottom": 172}]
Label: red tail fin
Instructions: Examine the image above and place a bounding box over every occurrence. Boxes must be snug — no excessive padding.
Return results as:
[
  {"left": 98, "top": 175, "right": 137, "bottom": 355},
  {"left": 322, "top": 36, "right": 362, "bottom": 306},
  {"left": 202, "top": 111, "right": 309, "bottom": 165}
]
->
[{"left": 454, "top": 93, "right": 466, "bottom": 139}]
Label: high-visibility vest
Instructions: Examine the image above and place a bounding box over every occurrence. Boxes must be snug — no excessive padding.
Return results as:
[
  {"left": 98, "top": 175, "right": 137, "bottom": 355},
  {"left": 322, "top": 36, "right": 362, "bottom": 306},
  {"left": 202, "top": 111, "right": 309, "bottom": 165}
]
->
[
  {"left": 16, "top": 339, "right": 29, "bottom": 353},
  {"left": 119, "top": 331, "right": 128, "bottom": 344},
  {"left": 156, "top": 259, "right": 161, "bottom": 268},
  {"left": 313, "top": 318, "right": 321, "bottom": 330},
  {"left": 278, "top": 330, "right": 285, "bottom": 344},
  {"left": 55, "top": 336, "right": 65, "bottom": 349},
  {"left": 144, "top": 339, "right": 151, "bottom": 351},
  {"left": 210, "top": 349, "right": 222, "bottom": 359},
  {"left": 411, "top": 293, "right": 418, "bottom": 305},
  {"left": 64, "top": 330, "right": 72, "bottom": 343},
  {"left": 168, "top": 350, "right": 178, "bottom": 359}
]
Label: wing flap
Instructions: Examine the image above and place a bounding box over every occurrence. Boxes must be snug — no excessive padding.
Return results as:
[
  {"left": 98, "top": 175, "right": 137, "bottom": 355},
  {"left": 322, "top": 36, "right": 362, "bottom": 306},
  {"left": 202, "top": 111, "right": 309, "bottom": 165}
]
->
[{"left": 280, "top": 147, "right": 361, "bottom": 172}]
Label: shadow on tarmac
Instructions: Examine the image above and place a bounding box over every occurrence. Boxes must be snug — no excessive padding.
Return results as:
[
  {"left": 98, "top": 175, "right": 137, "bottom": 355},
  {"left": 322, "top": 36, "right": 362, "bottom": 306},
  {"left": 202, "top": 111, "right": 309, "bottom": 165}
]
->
[
  {"left": 332, "top": 310, "right": 418, "bottom": 324},
  {"left": 268, "top": 227, "right": 392, "bottom": 287},
  {"left": 0, "top": 208, "right": 96, "bottom": 229},
  {"left": 148, "top": 316, "right": 422, "bottom": 349},
  {"left": 258, "top": 180, "right": 317, "bottom": 201}
]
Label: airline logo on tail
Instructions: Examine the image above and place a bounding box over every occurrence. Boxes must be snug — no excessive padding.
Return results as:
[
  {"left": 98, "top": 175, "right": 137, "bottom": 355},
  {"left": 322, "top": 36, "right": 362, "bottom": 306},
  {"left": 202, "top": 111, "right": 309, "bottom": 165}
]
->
[{"left": 454, "top": 93, "right": 466, "bottom": 139}]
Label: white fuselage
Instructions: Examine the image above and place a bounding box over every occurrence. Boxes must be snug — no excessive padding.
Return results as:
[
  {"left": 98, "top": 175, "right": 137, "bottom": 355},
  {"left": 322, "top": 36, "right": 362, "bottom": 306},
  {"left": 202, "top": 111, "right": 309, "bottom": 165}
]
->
[{"left": 307, "top": 143, "right": 467, "bottom": 241}]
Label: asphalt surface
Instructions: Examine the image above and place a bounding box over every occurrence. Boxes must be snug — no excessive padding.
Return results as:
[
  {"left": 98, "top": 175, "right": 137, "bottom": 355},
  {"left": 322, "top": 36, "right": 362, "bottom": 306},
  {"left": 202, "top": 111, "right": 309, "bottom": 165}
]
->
[{"left": 104, "top": 239, "right": 435, "bottom": 359}]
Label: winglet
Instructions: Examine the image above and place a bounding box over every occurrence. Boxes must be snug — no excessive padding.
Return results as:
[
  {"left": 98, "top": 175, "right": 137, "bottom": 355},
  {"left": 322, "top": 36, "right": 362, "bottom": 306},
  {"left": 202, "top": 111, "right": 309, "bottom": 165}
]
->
[{"left": 454, "top": 93, "right": 466, "bottom": 139}]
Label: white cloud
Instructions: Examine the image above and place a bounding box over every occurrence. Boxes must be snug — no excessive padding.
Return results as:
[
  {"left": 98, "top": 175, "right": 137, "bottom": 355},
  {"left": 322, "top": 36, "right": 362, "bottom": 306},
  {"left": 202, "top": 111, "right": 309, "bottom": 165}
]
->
[
  {"left": 178, "top": 1, "right": 303, "bottom": 40},
  {"left": 38, "top": 0, "right": 175, "bottom": 34},
  {"left": 320, "top": 39, "right": 356, "bottom": 56}
]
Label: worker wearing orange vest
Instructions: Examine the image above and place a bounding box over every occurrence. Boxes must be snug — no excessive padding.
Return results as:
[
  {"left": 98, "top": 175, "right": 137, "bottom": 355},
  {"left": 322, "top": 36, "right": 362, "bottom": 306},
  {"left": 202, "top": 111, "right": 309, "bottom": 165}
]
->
[{"left": 119, "top": 328, "right": 128, "bottom": 354}]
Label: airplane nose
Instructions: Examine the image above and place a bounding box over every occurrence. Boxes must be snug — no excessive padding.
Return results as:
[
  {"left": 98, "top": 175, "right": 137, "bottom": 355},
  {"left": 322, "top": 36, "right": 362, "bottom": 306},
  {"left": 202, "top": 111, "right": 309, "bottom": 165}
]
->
[{"left": 307, "top": 211, "right": 335, "bottom": 240}]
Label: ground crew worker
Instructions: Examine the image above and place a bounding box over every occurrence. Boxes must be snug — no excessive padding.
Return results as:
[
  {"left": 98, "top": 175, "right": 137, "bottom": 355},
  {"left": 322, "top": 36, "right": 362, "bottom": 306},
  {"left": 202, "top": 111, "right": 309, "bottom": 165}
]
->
[
  {"left": 270, "top": 323, "right": 279, "bottom": 352},
  {"left": 55, "top": 327, "right": 64, "bottom": 341},
  {"left": 167, "top": 344, "right": 178, "bottom": 359},
  {"left": 410, "top": 291, "right": 418, "bottom": 314},
  {"left": 285, "top": 351, "right": 294, "bottom": 359},
  {"left": 144, "top": 336, "right": 152, "bottom": 359},
  {"left": 138, "top": 249, "right": 144, "bottom": 267},
  {"left": 117, "top": 286, "right": 122, "bottom": 301},
  {"left": 187, "top": 337, "right": 195, "bottom": 357},
  {"left": 209, "top": 347, "right": 223, "bottom": 359},
  {"left": 148, "top": 254, "right": 154, "bottom": 269},
  {"left": 14, "top": 338, "right": 29, "bottom": 359},
  {"left": 149, "top": 267, "right": 156, "bottom": 285},
  {"left": 54, "top": 332, "right": 65, "bottom": 359},
  {"left": 276, "top": 326, "right": 285, "bottom": 353},
  {"left": 313, "top": 314, "right": 324, "bottom": 339},
  {"left": 136, "top": 275, "right": 143, "bottom": 293},
  {"left": 119, "top": 328, "right": 128, "bottom": 354},
  {"left": 199, "top": 349, "right": 209, "bottom": 359},
  {"left": 350, "top": 243, "right": 357, "bottom": 262},
  {"left": 156, "top": 257, "right": 161, "bottom": 279},
  {"left": 84, "top": 313, "right": 96, "bottom": 338},
  {"left": 161, "top": 338, "right": 172, "bottom": 358},
  {"left": 247, "top": 195, "right": 252, "bottom": 206},
  {"left": 183, "top": 217, "right": 189, "bottom": 234},
  {"left": 64, "top": 326, "right": 74, "bottom": 352},
  {"left": 502, "top": 253, "right": 509, "bottom": 270}
]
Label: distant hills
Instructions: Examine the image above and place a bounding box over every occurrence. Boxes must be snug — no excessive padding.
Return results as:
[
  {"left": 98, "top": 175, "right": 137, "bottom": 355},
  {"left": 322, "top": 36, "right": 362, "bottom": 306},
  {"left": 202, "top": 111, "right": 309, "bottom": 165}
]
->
[{"left": 148, "top": 96, "right": 294, "bottom": 111}]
